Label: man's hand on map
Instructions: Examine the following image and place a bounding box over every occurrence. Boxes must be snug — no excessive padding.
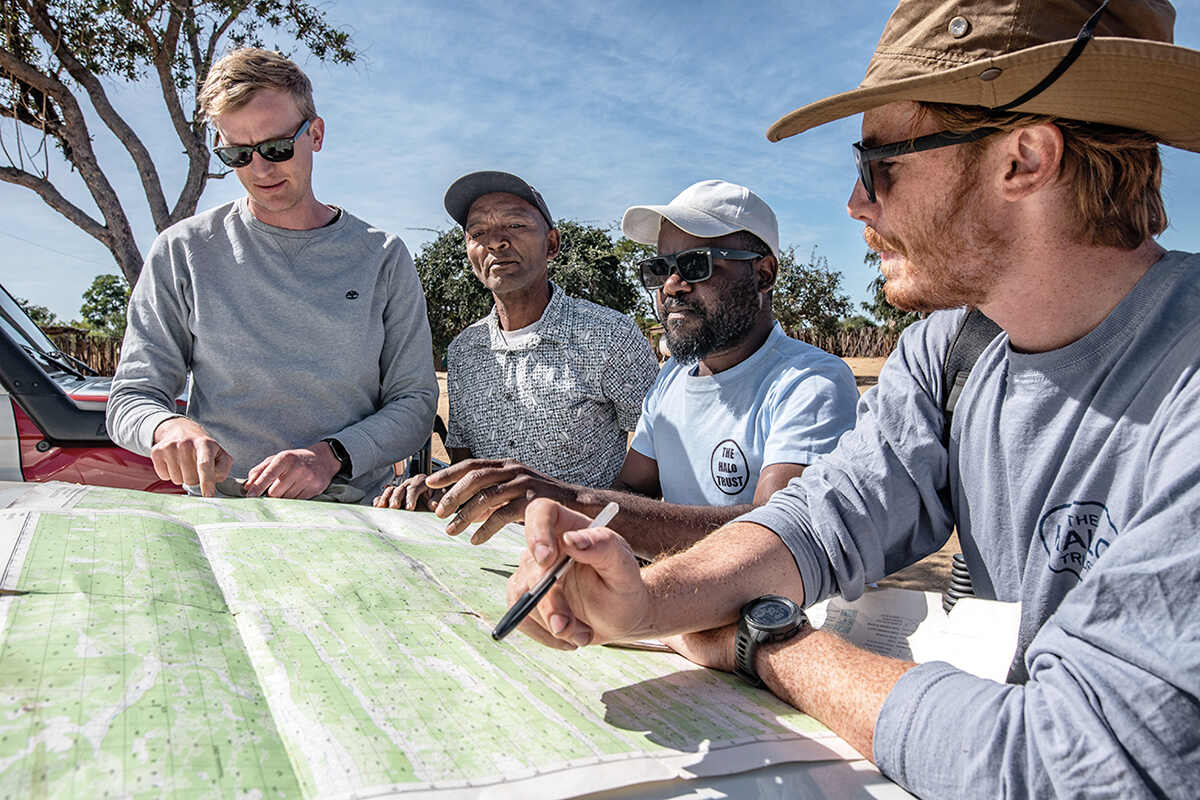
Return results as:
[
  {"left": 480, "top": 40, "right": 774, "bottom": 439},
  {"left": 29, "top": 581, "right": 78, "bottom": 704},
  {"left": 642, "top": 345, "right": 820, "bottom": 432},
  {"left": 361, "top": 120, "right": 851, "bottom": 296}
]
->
[
  {"left": 151, "top": 417, "right": 233, "bottom": 497},
  {"left": 661, "top": 625, "right": 737, "bottom": 672},
  {"left": 509, "top": 499, "right": 653, "bottom": 649},
  {"left": 243, "top": 443, "right": 342, "bottom": 499},
  {"left": 426, "top": 459, "right": 575, "bottom": 545},
  {"left": 374, "top": 473, "right": 444, "bottom": 511}
]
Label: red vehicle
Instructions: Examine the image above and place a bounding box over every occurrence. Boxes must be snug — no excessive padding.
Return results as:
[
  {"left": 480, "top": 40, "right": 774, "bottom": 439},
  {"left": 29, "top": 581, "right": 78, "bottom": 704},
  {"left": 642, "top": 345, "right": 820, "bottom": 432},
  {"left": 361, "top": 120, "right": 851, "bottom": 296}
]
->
[{"left": 0, "top": 283, "right": 182, "bottom": 492}]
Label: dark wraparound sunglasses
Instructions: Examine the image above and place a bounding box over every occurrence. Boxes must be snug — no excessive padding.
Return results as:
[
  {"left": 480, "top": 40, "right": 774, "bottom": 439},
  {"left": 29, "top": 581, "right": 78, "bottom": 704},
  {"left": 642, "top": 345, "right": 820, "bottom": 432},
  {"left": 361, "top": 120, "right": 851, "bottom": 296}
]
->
[
  {"left": 851, "top": 0, "right": 1111, "bottom": 203},
  {"left": 853, "top": 127, "right": 1000, "bottom": 203},
  {"left": 638, "top": 247, "right": 764, "bottom": 291},
  {"left": 213, "top": 119, "right": 312, "bottom": 168}
]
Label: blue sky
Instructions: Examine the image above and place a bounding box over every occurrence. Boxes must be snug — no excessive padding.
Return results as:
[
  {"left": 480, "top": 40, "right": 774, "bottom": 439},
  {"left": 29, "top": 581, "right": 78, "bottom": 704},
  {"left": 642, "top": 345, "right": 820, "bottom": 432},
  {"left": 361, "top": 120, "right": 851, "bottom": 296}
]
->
[{"left": 5, "top": 0, "right": 1200, "bottom": 321}]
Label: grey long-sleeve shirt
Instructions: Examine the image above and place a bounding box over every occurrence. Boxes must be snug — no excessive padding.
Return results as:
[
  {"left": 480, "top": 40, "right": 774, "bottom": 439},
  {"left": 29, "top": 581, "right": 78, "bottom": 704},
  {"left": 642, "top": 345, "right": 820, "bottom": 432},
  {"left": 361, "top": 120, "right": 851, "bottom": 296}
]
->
[
  {"left": 743, "top": 250, "right": 1200, "bottom": 798},
  {"left": 107, "top": 199, "right": 437, "bottom": 497}
]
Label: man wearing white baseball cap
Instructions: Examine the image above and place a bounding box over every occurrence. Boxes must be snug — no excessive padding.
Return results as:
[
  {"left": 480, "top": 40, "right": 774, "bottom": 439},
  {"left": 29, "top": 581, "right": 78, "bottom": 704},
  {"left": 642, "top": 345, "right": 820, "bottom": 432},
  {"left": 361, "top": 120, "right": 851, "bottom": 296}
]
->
[
  {"left": 621, "top": 178, "right": 783, "bottom": 261},
  {"left": 617, "top": 180, "right": 857, "bottom": 520},
  {"left": 419, "top": 179, "right": 856, "bottom": 556},
  {"left": 509, "top": 1, "right": 1200, "bottom": 797}
]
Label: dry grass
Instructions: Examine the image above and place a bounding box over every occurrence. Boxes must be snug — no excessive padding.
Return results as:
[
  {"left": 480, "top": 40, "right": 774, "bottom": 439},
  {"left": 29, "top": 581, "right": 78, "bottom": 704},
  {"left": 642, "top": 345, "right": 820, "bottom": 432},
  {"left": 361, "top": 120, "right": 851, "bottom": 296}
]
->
[
  {"left": 843, "top": 356, "right": 888, "bottom": 393},
  {"left": 433, "top": 372, "right": 450, "bottom": 464}
]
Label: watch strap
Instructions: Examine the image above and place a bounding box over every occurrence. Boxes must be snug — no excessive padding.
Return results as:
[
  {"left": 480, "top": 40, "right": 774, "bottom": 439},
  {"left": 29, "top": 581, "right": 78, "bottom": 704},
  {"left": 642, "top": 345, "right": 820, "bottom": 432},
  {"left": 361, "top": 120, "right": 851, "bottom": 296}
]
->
[
  {"left": 734, "top": 608, "right": 766, "bottom": 687},
  {"left": 734, "top": 596, "right": 807, "bottom": 688},
  {"left": 323, "top": 438, "right": 353, "bottom": 479}
]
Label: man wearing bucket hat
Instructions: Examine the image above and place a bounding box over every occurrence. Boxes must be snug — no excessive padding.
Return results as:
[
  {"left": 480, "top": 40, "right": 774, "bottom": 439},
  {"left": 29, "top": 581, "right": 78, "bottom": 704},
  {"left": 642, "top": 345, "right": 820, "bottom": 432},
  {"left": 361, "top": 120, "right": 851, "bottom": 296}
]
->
[
  {"left": 508, "top": 1, "right": 1200, "bottom": 796},
  {"left": 375, "top": 171, "right": 659, "bottom": 533},
  {"left": 403, "top": 179, "right": 857, "bottom": 554}
]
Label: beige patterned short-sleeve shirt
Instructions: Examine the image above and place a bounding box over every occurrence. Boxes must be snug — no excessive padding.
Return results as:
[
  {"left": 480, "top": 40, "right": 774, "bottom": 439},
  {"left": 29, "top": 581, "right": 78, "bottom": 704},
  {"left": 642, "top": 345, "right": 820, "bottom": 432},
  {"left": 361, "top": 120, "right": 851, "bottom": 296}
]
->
[{"left": 445, "top": 284, "right": 659, "bottom": 487}]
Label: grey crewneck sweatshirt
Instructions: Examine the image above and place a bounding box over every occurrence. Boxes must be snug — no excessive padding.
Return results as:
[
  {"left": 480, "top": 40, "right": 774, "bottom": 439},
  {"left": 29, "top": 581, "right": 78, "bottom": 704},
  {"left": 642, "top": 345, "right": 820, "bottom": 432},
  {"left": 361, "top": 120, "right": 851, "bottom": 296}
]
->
[{"left": 107, "top": 198, "right": 437, "bottom": 496}]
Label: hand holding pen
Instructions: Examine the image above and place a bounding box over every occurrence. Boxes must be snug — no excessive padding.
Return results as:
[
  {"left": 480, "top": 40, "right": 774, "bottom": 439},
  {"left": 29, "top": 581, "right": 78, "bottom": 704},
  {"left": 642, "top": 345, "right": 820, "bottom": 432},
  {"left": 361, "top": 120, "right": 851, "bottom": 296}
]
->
[
  {"left": 493, "top": 501, "right": 619, "bottom": 640},
  {"left": 497, "top": 498, "right": 654, "bottom": 649}
]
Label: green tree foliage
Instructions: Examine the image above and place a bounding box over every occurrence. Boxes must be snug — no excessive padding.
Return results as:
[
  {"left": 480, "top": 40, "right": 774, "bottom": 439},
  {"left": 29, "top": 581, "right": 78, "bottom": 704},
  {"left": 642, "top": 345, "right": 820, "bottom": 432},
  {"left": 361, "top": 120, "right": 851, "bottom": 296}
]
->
[
  {"left": 771, "top": 246, "right": 853, "bottom": 338},
  {"left": 0, "top": 0, "right": 355, "bottom": 283},
  {"left": 611, "top": 235, "right": 657, "bottom": 325},
  {"left": 860, "top": 251, "right": 923, "bottom": 330},
  {"left": 79, "top": 273, "right": 130, "bottom": 337},
  {"left": 15, "top": 296, "right": 56, "bottom": 327},
  {"left": 413, "top": 220, "right": 646, "bottom": 366},
  {"left": 839, "top": 314, "right": 878, "bottom": 332},
  {"left": 551, "top": 220, "right": 643, "bottom": 321},
  {"left": 414, "top": 227, "right": 492, "bottom": 368}
]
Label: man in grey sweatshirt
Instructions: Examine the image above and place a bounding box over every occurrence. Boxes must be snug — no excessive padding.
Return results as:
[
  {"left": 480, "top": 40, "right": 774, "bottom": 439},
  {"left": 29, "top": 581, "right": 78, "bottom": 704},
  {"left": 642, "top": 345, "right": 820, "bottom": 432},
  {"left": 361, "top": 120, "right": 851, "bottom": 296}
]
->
[
  {"left": 106, "top": 48, "right": 436, "bottom": 499},
  {"left": 502, "top": 1, "right": 1200, "bottom": 797}
]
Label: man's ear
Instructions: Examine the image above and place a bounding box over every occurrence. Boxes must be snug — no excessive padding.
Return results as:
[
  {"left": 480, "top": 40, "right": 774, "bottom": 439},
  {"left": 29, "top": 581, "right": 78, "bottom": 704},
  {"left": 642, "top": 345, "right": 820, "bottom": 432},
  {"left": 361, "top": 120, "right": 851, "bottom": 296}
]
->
[
  {"left": 309, "top": 116, "right": 325, "bottom": 153},
  {"left": 756, "top": 254, "right": 778, "bottom": 292},
  {"left": 545, "top": 227, "right": 561, "bottom": 260},
  {"left": 998, "top": 122, "right": 1063, "bottom": 201}
]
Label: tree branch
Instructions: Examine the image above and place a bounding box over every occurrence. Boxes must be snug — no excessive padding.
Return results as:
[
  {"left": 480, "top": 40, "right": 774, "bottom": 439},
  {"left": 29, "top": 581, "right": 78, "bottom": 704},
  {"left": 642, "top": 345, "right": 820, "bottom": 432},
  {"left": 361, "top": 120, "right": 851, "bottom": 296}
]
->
[
  {"left": 0, "top": 96, "right": 55, "bottom": 134},
  {"left": 0, "top": 45, "right": 70, "bottom": 99},
  {"left": 0, "top": 47, "right": 115, "bottom": 205},
  {"left": 140, "top": 0, "right": 171, "bottom": 24},
  {"left": 0, "top": 97, "right": 69, "bottom": 171},
  {"left": 0, "top": 165, "right": 107, "bottom": 240},
  {"left": 205, "top": 3, "right": 247, "bottom": 70},
  {"left": 20, "top": 0, "right": 172, "bottom": 229},
  {"left": 182, "top": 1, "right": 204, "bottom": 83},
  {"left": 0, "top": 41, "right": 143, "bottom": 282},
  {"left": 131, "top": 1, "right": 208, "bottom": 225}
]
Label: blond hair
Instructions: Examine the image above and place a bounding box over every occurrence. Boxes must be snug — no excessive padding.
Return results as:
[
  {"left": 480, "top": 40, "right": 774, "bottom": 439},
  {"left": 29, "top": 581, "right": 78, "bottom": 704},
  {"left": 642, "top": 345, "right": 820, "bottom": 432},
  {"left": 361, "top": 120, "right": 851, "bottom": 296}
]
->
[
  {"left": 199, "top": 48, "right": 316, "bottom": 122},
  {"left": 917, "top": 103, "right": 1166, "bottom": 250}
]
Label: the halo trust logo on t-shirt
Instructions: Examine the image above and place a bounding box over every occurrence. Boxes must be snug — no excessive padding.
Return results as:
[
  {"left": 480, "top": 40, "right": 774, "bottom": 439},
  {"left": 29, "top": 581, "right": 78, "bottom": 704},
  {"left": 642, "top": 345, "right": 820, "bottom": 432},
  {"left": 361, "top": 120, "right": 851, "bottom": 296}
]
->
[
  {"left": 1038, "top": 500, "right": 1118, "bottom": 580},
  {"left": 710, "top": 439, "right": 749, "bottom": 496}
]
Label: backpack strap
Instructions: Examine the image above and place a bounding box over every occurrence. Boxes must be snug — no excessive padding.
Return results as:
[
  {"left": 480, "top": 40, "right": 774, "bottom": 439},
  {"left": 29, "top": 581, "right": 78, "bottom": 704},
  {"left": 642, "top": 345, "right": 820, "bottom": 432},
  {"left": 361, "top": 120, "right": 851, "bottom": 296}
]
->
[{"left": 941, "top": 308, "right": 1002, "bottom": 445}]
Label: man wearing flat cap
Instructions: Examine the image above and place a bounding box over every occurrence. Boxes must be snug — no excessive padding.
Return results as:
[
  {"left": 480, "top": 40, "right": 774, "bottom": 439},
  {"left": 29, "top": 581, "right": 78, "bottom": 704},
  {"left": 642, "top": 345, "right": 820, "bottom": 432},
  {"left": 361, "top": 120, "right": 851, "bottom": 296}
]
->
[
  {"left": 510, "top": 1, "right": 1200, "bottom": 797},
  {"left": 376, "top": 171, "right": 658, "bottom": 534},
  {"left": 394, "top": 179, "right": 857, "bottom": 554}
]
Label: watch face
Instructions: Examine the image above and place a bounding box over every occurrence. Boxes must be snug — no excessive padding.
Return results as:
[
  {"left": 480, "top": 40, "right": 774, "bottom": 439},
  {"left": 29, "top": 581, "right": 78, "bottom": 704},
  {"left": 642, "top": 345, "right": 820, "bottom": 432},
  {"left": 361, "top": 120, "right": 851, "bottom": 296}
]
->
[{"left": 747, "top": 597, "right": 798, "bottom": 630}]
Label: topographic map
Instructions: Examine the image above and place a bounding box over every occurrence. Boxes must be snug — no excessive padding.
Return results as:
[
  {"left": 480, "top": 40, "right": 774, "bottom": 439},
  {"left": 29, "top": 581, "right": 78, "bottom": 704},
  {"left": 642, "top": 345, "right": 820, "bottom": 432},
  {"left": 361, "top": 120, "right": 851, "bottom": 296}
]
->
[{"left": 0, "top": 482, "right": 851, "bottom": 799}]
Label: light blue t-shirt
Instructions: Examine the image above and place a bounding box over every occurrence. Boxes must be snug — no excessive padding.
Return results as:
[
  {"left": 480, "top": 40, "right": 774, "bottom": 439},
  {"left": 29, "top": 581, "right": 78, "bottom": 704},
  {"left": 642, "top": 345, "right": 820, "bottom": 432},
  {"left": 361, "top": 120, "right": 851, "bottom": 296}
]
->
[{"left": 630, "top": 322, "right": 858, "bottom": 505}]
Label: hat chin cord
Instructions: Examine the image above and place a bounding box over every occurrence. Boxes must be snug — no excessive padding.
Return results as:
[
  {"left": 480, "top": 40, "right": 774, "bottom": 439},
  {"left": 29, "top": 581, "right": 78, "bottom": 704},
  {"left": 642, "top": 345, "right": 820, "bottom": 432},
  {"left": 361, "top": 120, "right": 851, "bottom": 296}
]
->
[{"left": 994, "top": 0, "right": 1110, "bottom": 112}]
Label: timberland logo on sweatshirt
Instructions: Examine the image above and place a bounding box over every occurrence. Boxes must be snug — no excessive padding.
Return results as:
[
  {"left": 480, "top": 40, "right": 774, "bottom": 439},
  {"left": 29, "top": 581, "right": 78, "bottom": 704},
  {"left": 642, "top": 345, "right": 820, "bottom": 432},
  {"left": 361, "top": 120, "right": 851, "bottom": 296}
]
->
[
  {"left": 1038, "top": 501, "right": 1118, "bottom": 580},
  {"left": 710, "top": 439, "right": 748, "bottom": 496}
]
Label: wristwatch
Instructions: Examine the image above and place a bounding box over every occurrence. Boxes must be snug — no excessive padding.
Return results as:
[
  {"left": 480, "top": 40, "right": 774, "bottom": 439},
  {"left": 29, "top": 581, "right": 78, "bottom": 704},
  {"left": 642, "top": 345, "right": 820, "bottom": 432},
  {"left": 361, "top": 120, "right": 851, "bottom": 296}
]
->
[
  {"left": 734, "top": 594, "right": 807, "bottom": 688},
  {"left": 322, "top": 438, "right": 353, "bottom": 479}
]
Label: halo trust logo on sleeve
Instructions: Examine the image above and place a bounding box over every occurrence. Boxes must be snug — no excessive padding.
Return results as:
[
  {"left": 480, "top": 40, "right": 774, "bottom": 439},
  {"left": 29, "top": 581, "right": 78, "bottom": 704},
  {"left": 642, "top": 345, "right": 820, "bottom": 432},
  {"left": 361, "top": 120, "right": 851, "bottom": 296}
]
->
[
  {"left": 710, "top": 439, "right": 749, "bottom": 496},
  {"left": 1037, "top": 500, "right": 1118, "bottom": 580}
]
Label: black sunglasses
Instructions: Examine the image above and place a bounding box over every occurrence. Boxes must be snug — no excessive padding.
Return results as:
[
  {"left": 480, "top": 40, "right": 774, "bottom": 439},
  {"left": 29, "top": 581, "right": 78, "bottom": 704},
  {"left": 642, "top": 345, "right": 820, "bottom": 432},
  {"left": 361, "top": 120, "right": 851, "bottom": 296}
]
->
[
  {"left": 852, "top": 127, "right": 1000, "bottom": 203},
  {"left": 638, "top": 247, "right": 763, "bottom": 291},
  {"left": 213, "top": 119, "right": 312, "bottom": 168},
  {"left": 852, "top": 0, "right": 1111, "bottom": 204}
]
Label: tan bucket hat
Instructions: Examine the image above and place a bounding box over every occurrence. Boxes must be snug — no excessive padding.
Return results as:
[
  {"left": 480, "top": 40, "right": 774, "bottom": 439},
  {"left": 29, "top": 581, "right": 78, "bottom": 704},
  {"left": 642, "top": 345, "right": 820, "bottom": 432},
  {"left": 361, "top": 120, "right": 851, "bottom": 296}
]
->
[{"left": 767, "top": 0, "right": 1200, "bottom": 153}]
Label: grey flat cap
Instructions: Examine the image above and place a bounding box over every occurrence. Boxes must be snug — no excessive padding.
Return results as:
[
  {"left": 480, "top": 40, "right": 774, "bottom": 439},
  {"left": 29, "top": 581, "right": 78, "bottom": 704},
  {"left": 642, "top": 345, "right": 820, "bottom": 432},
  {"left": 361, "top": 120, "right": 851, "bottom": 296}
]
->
[{"left": 443, "top": 170, "right": 554, "bottom": 228}]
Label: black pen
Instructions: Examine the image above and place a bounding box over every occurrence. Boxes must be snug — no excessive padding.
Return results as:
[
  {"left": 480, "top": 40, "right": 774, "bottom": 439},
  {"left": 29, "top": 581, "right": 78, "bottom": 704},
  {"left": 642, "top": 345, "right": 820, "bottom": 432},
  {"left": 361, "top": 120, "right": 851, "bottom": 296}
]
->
[{"left": 492, "top": 501, "right": 620, "bottom": 641}]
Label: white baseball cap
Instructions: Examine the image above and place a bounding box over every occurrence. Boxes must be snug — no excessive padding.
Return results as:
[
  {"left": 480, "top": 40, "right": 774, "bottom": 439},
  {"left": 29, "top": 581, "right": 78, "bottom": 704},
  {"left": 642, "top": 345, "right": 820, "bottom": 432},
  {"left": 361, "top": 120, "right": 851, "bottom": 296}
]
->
[{"left": 621, "top": 180, "right": 780, "bottom": 260}]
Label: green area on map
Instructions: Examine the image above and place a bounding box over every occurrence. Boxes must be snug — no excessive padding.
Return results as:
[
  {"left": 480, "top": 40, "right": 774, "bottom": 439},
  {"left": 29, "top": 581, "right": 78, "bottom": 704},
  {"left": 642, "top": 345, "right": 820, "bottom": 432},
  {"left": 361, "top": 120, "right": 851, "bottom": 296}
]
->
[{"left": 0, "top": 486, "right": 824, "bottom": 798}]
